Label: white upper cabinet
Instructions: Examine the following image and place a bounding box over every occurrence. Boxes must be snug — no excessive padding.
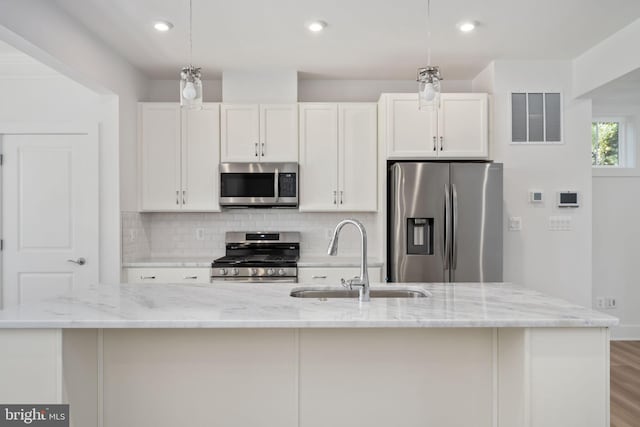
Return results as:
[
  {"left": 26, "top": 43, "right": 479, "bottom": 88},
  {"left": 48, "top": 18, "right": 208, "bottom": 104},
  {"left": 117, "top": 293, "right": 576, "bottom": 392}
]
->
[
  {"left": 299, "top": 103, "right": 339, "bottom": 211},
  {"left": 139, "top": 103, "right": 181, "bottom": 211},
  {"left": 338, "top": 104, "right": 378, "bottom": 211},
  {"left": 380, "top": 93, "right": 488, "bottom": 159},
  {"left": 221, "top": 104, "right": 297, "bottom": 162},
  {"left": 299, "top": 103, "right": 377, "bottom": 212},
  {"left": 139, "top": 102, "right": 221, "bottom": 212},
  {"left": 182, "top": 105, "right": 221, "bottom": 211},
  {"left": 438, "top": 93, "right": 488, "bottom": 158},
  {"left": 220, "top": 104, "right": 260, "bottom": 161}
]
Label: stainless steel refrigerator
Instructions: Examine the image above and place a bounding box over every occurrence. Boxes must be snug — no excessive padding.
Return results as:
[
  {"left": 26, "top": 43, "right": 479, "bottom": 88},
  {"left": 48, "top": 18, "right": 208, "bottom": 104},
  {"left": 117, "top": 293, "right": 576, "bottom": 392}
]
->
[{"left": 388, "top": 162, "right": 503, "bottom": 283}]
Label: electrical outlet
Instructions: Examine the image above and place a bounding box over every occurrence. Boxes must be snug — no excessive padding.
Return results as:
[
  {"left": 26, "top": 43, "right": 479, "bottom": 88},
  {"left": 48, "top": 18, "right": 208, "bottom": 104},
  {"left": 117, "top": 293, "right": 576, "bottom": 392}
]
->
[
  {"left": 128, "top": 230, "right": 136, "bottom": 242},
  {"left": 606, "top": 297, "right": 617, "bottom": 309},
  {"left": 195, "top": 228, "right": 205, "bottom": 241},
  {"left": 508, "top": 216, "right": 522, "bottom": 231},
  {"left": 325, "top": 228, "right": 334, "bottom": 239},
  {"left": 595, "top": 297, "right": 605, "bottom": 309}
]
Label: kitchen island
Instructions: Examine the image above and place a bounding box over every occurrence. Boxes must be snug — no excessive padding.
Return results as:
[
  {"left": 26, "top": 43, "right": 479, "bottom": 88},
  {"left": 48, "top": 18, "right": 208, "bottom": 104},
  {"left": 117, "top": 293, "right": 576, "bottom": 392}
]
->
[{"left": 0, "top": 282, "right": 617, "bottom": 427}]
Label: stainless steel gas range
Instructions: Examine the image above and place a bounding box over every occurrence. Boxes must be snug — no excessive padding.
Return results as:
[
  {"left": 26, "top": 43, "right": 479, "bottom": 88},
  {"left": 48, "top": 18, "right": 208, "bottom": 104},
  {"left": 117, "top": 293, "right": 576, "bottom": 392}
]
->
[{"left": 211, "top": 232, "right": 300, "bottom": 283}]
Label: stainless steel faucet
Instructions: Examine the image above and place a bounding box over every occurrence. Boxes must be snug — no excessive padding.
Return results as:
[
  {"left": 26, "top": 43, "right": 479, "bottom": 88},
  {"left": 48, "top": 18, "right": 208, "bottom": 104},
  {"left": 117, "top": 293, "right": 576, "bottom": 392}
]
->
[{"left": 327, "top": 219, "right": 370, "bottom": 302}]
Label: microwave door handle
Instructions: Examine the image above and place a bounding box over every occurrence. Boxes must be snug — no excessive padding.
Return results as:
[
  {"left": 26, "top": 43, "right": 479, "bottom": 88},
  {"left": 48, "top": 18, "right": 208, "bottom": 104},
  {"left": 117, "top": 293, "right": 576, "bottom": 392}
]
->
[{"left": 274, "top": 168, "right": 279, "bottom": 202}]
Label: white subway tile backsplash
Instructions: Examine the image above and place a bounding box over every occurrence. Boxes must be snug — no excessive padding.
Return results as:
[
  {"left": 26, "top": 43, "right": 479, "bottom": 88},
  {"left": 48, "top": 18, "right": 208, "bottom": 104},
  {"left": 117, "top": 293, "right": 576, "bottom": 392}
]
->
[{"left": 121, "top": 210, "right": 380, "bottom": 262}]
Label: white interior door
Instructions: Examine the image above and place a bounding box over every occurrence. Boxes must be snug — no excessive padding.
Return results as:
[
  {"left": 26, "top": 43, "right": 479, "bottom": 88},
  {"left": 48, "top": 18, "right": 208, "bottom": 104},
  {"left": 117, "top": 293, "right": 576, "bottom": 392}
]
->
[{"left": 2, "top": 133, "right": 98, "bottom": 307}]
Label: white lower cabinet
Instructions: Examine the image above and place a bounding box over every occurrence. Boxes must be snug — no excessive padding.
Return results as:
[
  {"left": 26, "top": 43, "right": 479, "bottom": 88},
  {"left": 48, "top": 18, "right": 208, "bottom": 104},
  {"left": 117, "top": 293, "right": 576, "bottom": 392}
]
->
[
  {"left": 125, "top": 268, "right": 211, "bottom": 284},
  {"left": 297, "top": 266, "right": 382, "bottom": 285}
]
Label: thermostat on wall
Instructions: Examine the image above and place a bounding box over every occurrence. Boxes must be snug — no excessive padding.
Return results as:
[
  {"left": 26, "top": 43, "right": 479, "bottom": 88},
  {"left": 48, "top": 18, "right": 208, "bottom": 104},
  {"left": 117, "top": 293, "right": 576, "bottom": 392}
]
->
[
  {"left": 557, "top": 191, "right": 580, "bottom": 208},
  {"left": 529, "top": 190, "right": 544, "bottom": 204}
]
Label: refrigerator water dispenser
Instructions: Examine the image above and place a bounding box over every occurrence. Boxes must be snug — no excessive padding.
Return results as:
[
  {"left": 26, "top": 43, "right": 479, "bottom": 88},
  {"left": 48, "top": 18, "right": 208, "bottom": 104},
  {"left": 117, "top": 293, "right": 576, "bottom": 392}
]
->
[{"left": 407, "top": 218, "right": 433, "bottom": 255}]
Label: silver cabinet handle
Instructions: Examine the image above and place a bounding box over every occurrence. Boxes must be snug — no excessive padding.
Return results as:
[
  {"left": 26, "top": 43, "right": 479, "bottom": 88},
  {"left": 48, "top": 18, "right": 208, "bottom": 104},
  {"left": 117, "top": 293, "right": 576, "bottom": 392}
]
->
[
  {"left": 176, "top": 190, "right": 179, "bottom": 205},
  {"left": 333, "top": 190, "right": 337, "bottom": 205},
  {"left": 261, "top": 142, "right": 265, "bottom": 157},
  {"left": 183, "top": 275, "right": 198, "bottom": 280},
  {"left": 312, "top": 275, "right": 327, "bottom": 279},
  {"left": 140, "top": 275, "right": 156, "bottom": 280},
  {"left": 433, "top": 136, "right": 437, "bottom": 151},
  {"left": 67, "top": 257, "right": 86, "bottom": 266},
  {"left": 182, "top": 190, "right": 186, "bottom": 205},
  {"left": 440, "top": 136, "right": 444, "bottom": 151},
  {"left": 339, "top": 190, "right": 344, "bottom": 204},
  {"left": 274, "top": 168, "right": 279, "bottom": 202},
  {"left": 254, "top": 142, "right": 259, "bottom": 157}
]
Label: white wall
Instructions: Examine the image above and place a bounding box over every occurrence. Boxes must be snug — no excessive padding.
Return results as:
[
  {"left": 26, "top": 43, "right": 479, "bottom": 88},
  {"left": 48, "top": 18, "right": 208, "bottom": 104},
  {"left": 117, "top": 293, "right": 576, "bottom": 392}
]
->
[
  {"left": 146, "top": 79, "right": 473, "bottom": 102},
  {"left": 473, "top": 61, "right": 593, "bottom": 307},
  {"left": 591, "top": 102, "right": 640, "bottom": 338},
  {"left": 0, "top": 0, "right": 148, "bottom": 284},
  {"left": 573, "top": 18, "right": 640, "bottom": 98}
]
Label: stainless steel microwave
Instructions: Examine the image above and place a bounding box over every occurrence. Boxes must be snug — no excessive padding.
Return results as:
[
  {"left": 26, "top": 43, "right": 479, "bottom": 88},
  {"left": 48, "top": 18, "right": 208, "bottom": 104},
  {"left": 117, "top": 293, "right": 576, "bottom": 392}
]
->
[{"left": 219, "top": 163, "right": 298, "bottom": 208}]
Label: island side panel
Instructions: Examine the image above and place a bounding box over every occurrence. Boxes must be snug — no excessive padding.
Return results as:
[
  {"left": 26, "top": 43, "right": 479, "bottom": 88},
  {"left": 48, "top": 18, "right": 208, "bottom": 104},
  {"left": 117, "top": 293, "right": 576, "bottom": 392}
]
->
[
  {"left": 101, "top": 329, "right": 298, "bottom": 427},
  {"left": 0, "top": 329, "right": 63, "bottom": 403},
  {"left": 298, "top": 328, "right": 496, "bottom": 427},
  {"left": 63, "top": 329, "right": 100, "bottom": 427},
  {"left": 498, "top": 328, "right": 610, "bottom": 427}
]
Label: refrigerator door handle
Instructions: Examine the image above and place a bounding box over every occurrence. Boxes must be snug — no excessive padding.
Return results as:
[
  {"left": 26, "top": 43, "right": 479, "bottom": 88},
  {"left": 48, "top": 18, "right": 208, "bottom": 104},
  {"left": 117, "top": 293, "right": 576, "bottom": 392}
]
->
[
  {"left": 452, "top": 183, "right": 459, "bottom": 270},
  {"left": 443, "top": 184, "right": 451, "bottom": 270}
]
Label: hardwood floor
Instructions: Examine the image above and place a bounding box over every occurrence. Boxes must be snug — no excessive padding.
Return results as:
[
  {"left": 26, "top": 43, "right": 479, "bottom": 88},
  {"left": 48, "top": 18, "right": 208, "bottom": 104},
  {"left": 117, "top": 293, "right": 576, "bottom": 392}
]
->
[{"left": 611, "top": 341, "right": 640, "bottom": 427}]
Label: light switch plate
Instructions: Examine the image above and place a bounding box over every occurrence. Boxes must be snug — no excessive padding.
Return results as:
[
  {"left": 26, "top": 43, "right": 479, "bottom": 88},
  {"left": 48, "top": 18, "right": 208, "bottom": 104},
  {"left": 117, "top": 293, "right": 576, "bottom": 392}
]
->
[
  {"left": 549, "top": 216, "right": 571, "bottom": 231},
  {"left": 508, "top": 216, "right": 522, "bottom": 231}
]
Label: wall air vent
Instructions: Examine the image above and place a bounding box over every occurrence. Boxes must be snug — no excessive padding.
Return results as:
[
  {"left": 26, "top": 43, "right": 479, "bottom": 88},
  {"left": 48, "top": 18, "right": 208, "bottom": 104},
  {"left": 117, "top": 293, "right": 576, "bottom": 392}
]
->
[{"left": 510, "top": 92, "right": 562, "bottom": 144}]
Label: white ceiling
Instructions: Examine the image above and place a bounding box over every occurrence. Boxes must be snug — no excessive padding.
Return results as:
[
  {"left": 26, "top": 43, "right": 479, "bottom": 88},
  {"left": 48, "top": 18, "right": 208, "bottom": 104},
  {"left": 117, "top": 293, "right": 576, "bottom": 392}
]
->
[
  {"left": 54, "top": 0, "right": 640, "bottom": 80},
  {"left": 590, "top": 68, "right": 640, "bottom": 106}
]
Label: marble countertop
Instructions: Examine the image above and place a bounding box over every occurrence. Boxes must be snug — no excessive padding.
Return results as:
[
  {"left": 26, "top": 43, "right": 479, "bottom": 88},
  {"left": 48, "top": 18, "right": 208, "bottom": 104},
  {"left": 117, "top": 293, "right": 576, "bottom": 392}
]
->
[
  {"left": 0, "top": 282, "right": 618, "bottom": 329},
  {"left": 122, "top": 256, "right": 383, "bottom": 268}
]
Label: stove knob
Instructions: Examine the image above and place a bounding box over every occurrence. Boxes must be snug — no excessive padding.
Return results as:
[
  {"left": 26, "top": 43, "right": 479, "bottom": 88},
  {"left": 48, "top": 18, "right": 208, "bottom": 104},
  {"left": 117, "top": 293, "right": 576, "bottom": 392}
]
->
[
  {"left": 278, "top": 269, "right": 286, "bottom": 276},
  {"left": 266, "top": 268, "right": 275, "bottom": 276},
  {"left": 231, "top": 268, "right": 240, "bottom": 276},
  {"left": 218, "top": 268, "right": 228, "bottom": 276},
  {"left": 250, "top": 268, "right": 258, "bottom": 276}
]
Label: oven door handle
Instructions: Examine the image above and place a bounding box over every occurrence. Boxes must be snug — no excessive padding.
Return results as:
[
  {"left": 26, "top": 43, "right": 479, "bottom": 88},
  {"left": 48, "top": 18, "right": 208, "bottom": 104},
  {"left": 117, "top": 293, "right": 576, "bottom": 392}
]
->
[{"left": 274, "top": 168, "right": 279, "bottom": 202}]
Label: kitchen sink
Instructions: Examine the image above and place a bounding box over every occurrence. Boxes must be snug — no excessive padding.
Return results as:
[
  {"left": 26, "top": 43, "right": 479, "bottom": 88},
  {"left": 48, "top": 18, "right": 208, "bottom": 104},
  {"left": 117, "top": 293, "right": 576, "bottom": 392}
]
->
[{"left": 290, "top": 286, "right": 430, "bottom": 299}]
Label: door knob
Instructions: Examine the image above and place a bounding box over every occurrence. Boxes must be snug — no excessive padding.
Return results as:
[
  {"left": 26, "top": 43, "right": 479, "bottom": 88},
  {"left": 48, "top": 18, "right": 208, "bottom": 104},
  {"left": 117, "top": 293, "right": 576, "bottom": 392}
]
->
[{"left": 67, "top": 257, "right": 86, "bottom": 266}]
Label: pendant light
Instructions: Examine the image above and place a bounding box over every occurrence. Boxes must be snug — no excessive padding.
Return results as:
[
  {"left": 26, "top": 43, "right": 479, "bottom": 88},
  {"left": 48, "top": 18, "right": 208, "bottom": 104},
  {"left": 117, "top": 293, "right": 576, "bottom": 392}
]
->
[
  {"left": 180, "top": 0, "right": 202, "bottom": 108},
  {"left": 417, "top": 0, "right": 442, "bottom": 111}
]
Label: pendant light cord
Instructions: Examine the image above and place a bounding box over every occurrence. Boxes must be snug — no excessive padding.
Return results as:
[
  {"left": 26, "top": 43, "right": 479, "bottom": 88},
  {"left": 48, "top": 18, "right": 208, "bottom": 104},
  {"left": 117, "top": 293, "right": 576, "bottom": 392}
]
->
[
  {"left": 426, "top": 0, "right": 431, "bottom": 65},
  {"left": 189, "top": 0, "right": 193, "bottom": 67}
]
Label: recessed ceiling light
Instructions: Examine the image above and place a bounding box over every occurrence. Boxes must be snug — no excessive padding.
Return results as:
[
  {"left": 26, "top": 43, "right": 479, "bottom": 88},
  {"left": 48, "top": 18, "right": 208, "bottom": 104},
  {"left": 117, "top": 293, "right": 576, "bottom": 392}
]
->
[
  {"left": 153, "top": 21, "right": 174, "bottom": 32},
  {"left": 458, "top": 21, "right": 476, "bottom": 33},
  {"left": 308, "top": 21, "right": 327, "bottom": 33}
]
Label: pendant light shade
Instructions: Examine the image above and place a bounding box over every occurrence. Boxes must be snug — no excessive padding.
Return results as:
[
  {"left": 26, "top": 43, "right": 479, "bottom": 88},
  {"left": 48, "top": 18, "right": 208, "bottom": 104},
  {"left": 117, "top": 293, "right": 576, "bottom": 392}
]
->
[
  {"left": 417, "top": 0, "right": 443, "bottom": 111},
  {"left": 180, "top": 0, "right": 203, "bottom": 108},
  {"left": 180, "top": 65, "right": 203, "bottom": 108},
  {"left": 417, "top": 66, "right": 442, "bottom": 111}
]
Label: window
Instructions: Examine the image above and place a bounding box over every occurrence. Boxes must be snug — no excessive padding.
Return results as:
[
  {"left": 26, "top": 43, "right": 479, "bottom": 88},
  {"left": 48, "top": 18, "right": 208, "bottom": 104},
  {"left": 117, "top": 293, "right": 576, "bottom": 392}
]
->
[{"left": 592, "top": 118, "right": 626, "bottom": 167}]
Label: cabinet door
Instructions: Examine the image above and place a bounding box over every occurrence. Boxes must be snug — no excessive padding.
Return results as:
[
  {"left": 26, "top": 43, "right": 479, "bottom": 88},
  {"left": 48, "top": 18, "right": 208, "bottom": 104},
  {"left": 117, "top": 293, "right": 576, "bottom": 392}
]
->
[
  {"left": 299, "top": 104, "right": 339, "bottom": 211},
  {"left": 139, "top": 103, "right": 181, "bottom": 211},
  {"left": 438, "top": 93, "right": 488, "bottom": 158},
  {"left": 338, "top": 104, "right": 377, "bottom": 212},
  {"left": 260, "top": 104, "right": 298, "bottom": 162},
  {"left": 383, "top": 94, "right": 437, "bottom": 158},
  {"left": 298, "top": 267, "right": 382, "bottom": 284},
  {"left": 220, "top": 104, "right": 260, "bottom": 162},
  {"left": 182, "top": 103, "right": 221, "bottom": 211}
]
